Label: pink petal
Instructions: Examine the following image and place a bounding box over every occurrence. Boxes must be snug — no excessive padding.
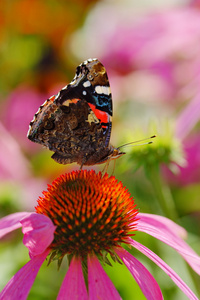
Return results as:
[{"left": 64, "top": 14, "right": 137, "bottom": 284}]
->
[
  {"left": 137, "top": 213, "right": 200, "bottom": 275},
  {"left": 0, "top": 212, "right": 30, "bottom": 238},
  {"left": 115, "top": 247, "right": 163, "bottom": 300},
  {"left": 88, "top": 255, "right": 121, "bottom": 300},
  {"left": 138, "top": 213, "right": 187, "bottom": 238},
  {"left": 175, "top": 93, "right": 200, "bottom": 140},
  {"left": 57, "top": 256, "right": 88, "bottom": 300},
  {"left": 21, "top": 213, "right": 56, "bottom": 258},
  {"left": 0, "top": 249, "right": 49, "bottom": 300},
  {"left": 129, "top": 238, "right": 199, "bottom": 300}
]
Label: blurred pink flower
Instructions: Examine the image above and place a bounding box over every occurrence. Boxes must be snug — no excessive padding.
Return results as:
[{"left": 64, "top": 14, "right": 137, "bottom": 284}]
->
[
  {"left": 163, "top": 92, "right": 200, "bottom": 186},
  {"left": 164, "top": 135, "right": 200, "bottom": 186},
  {"left": 1, "top": 86, "right": 48, "bottom": 152},
  {"left": 175, "top": 93, "right": 200, "bottom": 141},
  {"left": 71, "top": 3, "right": 200, "bottom": 104},
  {"left": 0, "top": 122, "right": 30, "bottom": 180},
  {"left": 0, "top": 122, "right": 46, "bottom": 209},
  {"left": 0, "top": 170, "right": 199, "bottom": 299},
  {"left": 102, "top": 7, "right": 200, "bottom": 103},
  {"left": 174, "top": 134, "right": 200, "bottom": 185},
  {"left": 190, "top": 0, "right": 200, "bottom": 8}
]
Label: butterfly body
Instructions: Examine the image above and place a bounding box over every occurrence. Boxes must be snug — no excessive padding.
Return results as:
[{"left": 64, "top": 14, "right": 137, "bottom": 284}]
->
[{"left": 28, "top": 59, "right": 125, "bottom": 166}]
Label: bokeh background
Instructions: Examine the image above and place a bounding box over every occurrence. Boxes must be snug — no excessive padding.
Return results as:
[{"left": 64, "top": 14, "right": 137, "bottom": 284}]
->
[{"left": 0, "top": 0, "right": 200, "bottom": 299}]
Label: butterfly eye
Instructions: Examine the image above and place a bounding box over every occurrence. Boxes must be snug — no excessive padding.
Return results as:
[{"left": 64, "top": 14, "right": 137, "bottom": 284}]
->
[{"left": 44, "top": 120, "right": 55, "bottom": 130}]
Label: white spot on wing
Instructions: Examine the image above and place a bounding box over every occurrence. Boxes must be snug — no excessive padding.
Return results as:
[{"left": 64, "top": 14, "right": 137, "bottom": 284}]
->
[
  {"left": 102, "top": 86, "right": 111, "bottom": 95},
  {"left": 95, "top": 85, "right": 102, "bottom": 94},
  {"left": 82, "top": 91, "right": 87, "bottom": 96},
  {"left": 82, "top": 58, "right": 98, "bottom": 66},
  {"left": 95, "top": 85, "right": 111, "bottom": 96},
  {"left": 83, "top": 81, "right": 91, "bottom": 88}
]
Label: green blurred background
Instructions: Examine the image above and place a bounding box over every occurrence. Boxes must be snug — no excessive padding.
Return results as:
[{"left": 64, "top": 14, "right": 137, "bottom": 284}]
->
[{"left": 0, "top": 0, "right": 200, "bottom": 299}]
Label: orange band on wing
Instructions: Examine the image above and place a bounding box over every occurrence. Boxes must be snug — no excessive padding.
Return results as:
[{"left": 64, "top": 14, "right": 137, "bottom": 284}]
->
[
  {"left": 49, "top": 95, "right": 56, "bottom": 101},
  {"left": 62, "top": 98, "right": 80, "bottom": 106},
  {"left": 70, "top": 98, "right": 80, "bottom": 104}
]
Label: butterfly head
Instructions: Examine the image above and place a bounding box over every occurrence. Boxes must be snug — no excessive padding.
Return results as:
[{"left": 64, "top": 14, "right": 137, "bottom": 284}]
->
[
  {"left": 111, "top": 148, "right": 126, "bottom": 161},
  {"left": 95, "top": 146, "right": 125, "bottom": 165}
]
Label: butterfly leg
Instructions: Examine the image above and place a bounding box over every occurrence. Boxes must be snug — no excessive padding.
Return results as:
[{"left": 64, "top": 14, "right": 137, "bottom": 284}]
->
[
  {"left": 111, "top": 159, "right": 116, "bottom": 176},
  {"left": 80, "top": 155, "right": 88, "bottom": 170},
  {"left": 102, "top": 160, "right": 110, "bottom": 174}
]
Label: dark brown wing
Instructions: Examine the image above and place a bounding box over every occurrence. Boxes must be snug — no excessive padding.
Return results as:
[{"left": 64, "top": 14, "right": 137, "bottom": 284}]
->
[{"left": 27, "top": 59, "right": 113, "bottom": 166}]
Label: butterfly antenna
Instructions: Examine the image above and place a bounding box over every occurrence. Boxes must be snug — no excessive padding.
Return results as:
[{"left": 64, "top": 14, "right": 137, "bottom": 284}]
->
[{"left": 117, "top": 135, "right": 156, "bottom": 150}]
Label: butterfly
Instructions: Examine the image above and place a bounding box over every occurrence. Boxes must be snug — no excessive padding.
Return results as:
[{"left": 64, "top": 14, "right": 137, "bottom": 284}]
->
[{"left": 27, "top": 58, "right": 125, "bottom": 168}]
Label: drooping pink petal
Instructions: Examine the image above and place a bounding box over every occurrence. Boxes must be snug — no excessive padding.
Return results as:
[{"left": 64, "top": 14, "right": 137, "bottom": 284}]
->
[
  {"left": 0, "top": 212, "right": 30, "bottom": 238},
  {"left": 139, "top": 213, "right": 187, "bottom": 238},
  {"left": 21, "top": 213, "right": 56, "bottom": 258},
  {"left": 88, "top": 255, "right": 121, "bottom": 300},
  {"left": 137, "top": 213, "right": 200, "bottom": 275},
  {"left": 0, "top": 249, "right": 50, "bottom": 300},
  {"left": 129, "top": 238, "right": 199, "bottom": 300},
  {"left": 57, "top": 256, "right": 88, "bottom": 300},
  {"left": 115, "top": 247, "right": 163, "bottom": 300}
]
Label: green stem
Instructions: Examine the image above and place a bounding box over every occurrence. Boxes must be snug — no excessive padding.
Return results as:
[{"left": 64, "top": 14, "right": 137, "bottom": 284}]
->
[
  {"left": 148, "top": 165, "right": 177, "bottom": 221},
  {"left": 186, "top": 264, "right": 200, "bottom": 298}
]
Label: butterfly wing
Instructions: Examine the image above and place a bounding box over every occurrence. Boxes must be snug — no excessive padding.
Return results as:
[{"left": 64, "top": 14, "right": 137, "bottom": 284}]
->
[
  {"left": 28, "top": 59, "right": 113, "bottom": 166},
  {"left": 55, "top": 58, "right": 112, "bottom": 146}
]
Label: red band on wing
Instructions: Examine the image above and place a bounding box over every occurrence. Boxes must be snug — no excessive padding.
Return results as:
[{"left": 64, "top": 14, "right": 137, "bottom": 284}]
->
[{"left": 88, "top": 103, "right": 110, "bottom": 125}]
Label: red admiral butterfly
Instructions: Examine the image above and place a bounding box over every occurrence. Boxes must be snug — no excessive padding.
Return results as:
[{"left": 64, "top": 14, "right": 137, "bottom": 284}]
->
[{"left": 27, "top": 58, "right": 125, "bottom": 167}]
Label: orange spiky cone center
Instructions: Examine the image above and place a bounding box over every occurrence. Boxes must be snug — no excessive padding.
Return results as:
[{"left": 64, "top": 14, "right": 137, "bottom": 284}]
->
[{"left": 35, "top": 170, "right": 138, "bottom": 258}]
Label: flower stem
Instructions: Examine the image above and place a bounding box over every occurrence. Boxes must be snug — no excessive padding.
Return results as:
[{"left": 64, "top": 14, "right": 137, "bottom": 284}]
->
[
  {"left": 186, "top": 262, "right": 200, "bottom": 297},
  {"left": 147, "top": 166, "right": 178, "bottom": 221}
]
